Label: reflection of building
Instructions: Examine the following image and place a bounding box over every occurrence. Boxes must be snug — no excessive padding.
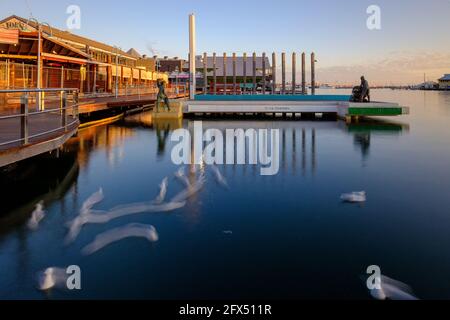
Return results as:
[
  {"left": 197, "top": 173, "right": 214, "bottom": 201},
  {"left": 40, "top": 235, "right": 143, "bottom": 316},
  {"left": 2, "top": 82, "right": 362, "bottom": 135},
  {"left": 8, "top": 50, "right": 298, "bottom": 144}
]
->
[
  {"left": 438, "top": 74, "right": 450, "bottom": 90},
  {"left": 0, "top": 15, "right": 167, "bottom": 93}
]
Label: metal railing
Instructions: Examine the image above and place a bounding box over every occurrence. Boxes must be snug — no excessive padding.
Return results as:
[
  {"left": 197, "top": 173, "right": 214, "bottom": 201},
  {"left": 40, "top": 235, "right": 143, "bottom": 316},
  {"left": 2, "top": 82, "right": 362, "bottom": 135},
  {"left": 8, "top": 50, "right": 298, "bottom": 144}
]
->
[{"left": 0, "top": 88, "right": 80, "bottom": 148}]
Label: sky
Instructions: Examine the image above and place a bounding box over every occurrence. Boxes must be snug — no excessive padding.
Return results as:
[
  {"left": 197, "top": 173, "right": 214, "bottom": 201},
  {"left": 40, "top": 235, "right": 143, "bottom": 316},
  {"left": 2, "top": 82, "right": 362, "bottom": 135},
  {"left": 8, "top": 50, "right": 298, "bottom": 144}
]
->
[{"left": 1, "top": 0, "right": 449, "bottom": 85}]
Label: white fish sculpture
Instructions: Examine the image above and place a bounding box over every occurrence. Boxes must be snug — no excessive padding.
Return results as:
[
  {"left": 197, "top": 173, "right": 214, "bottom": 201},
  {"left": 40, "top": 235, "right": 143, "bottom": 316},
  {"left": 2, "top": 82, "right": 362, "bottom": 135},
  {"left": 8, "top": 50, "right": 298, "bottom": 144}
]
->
[
  {"left": 369, "top": 275, "right": 419, "bottom": 301},
  {"left": 65, "top": 201, "right": 185, "bottom": 244},
  {"left": 80, "top": 188, "right": 104, "bottom": 215},
  {"left": 37, "top": 267, "right": 68, "bottom": 291},
  {"left": 153, "top": 177, "right": 168, "bottom": 205},
  {"left": 211, "top": 166, "right": 228, "bottom": 188},
  {"left": 27, "top": 202, "right": 46, "bottom": 231},
  {"left": 341, "top": 191, "right": 367, "bottom": 203},
  {"left": 82, "top": 223, "right": 159, "bottom": 255}
]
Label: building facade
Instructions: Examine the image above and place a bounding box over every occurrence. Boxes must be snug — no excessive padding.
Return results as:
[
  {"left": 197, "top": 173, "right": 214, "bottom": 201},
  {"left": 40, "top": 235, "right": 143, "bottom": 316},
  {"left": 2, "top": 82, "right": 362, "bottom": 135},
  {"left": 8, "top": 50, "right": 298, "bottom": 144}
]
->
[{"left": 0, "top": 15, "right": 167, "bottom": 94}]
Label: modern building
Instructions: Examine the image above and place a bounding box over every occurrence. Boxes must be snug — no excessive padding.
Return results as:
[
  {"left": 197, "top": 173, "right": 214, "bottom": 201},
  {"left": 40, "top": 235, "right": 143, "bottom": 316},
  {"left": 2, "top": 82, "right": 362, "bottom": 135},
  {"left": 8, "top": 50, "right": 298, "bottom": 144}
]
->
[
  {"left": 438, "top": 74, "right": 450, "bottom": 90},
  {"left": 0, "top": 15, "right": 167, "bottom": 94}
]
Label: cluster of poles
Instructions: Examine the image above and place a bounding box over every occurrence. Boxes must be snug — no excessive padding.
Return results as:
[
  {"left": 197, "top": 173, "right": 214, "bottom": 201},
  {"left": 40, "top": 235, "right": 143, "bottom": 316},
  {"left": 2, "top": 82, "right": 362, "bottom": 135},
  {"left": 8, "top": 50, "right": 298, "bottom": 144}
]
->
[{"left": 198, "top": 52, "right": 316, "bottom": 96}]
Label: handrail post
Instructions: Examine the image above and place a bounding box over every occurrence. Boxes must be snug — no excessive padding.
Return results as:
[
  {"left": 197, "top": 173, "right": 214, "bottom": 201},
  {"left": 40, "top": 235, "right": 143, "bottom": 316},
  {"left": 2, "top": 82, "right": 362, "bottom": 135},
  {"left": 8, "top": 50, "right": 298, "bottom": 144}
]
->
[
  {"left": 20, "top": 94, "right": 29, "bottom": 145},
  {"left": 73, "top": 90, "right": 79, "bottom": 119},
  {"left": 62, "top": 91, "right": 67, "bottom": 131}
]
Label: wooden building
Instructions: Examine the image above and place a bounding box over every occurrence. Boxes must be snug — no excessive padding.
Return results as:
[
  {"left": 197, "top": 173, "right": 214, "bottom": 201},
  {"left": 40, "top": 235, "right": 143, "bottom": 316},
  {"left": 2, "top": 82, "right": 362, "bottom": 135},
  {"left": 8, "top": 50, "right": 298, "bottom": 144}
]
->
[{"left": 0, "top": 15, "right": 167, "bottom": 93}]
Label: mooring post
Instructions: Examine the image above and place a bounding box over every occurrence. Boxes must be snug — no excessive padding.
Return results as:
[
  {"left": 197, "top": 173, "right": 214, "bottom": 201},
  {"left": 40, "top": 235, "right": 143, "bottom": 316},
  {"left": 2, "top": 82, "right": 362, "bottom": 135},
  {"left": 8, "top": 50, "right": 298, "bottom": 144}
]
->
[
  {"left": 272, "top": 53, "right": 277, "bottom": 94},
  {"left": 292, "top": 52, "right": 297, "bottom": 95},
  {"left": 189, "top": 14, "right": 196, "bottom": 100},
  {"left": 233, "top": 53, "right": 237, "bottom": 95},
  {"left": 223, "top": 53, "right": 227, "bottom": 95},
  {"left": 203, "top": 52, "right": 208, "bottom": 94},
  {"left": 61, "top": 91, "right": 67, "bottom": 131},
  {"left": 252, "top": 52, "right": 257, "bottom": 94},
  {"left": 243, "top": 53, "right": 247, "bottom": 94},
  {"left": 311, "top": 52, "right": 316, "bottom": 95},
  {"left": 302, "top": 52, "right": 306, "bottom": 95},
  {"left": 282, "top": 52, "right": 286, "bottom": 94},
  {"left": 262, "top": 52, "right": 266, "bottom": 95},
  {"left": 20, "top": 94, "right": 29, "bottom": 145},
  {"left": 213, "top": 53, "right": 217, "bottom": 95}
]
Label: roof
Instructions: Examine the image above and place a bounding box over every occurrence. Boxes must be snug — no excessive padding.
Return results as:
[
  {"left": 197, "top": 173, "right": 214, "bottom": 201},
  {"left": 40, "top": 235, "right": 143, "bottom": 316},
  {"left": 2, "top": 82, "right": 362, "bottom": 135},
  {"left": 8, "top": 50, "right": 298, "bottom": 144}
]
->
[
  {"left": 439, "top": 74, "right": 450, "bottom": 81},
  {"left": 0, "top": 15, "right": 136, "bottom": 60},
  {"left": 127, "top": 48, "right": 142, "bottom": 58},
  {"left": 191, "top": 56, "right": 272, "bottom": 77}
]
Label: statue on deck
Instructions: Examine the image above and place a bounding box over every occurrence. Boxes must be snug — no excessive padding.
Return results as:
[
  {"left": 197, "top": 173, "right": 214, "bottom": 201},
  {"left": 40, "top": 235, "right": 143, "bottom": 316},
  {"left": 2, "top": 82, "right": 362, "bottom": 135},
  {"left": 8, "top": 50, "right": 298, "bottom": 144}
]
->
[
  {"left": 156, "top": 79, "right": 170, "bottom": 112},
  {"left": 360, "top": 76, "right": 371, "bottom": 102},
  {"left": 350, "top": 76, "right": 371, "bottom": 103}
]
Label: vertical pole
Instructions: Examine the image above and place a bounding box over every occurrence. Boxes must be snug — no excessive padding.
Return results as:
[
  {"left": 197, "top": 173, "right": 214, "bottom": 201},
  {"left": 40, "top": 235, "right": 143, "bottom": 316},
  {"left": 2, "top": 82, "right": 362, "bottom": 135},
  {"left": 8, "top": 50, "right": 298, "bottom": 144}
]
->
[
  {"left": 203, "top": 52, "right": 208, "bottom": 94},
  {"left": 22, "top": 62, "right": 26, "bottom": 88},
  {"left": 302, "top": 52, "right": 306, "bottom": 94},
  {"left": 282, "top": 52, "right": 286, "bottom": 94},
  {"left": 223, "top": 53, "right": 227, "bottom": 95},
  {"left": 252, "top": 52, "right": 257, "bottom": 94},
  {"left": 272, "top": 52, "right": 276, "bottom": 94},
  {"left": 61, "top": 66, "right": 64, "bottom": 89},
  {"left": 189, "top": 14, "right": 196, "bottom": 100},
  {"left": 73, "top": 90, "right": 79, "bottom": 118},
  {"left": 6, "top": 59, "right": 10, "bottom": 89},
  {"left": 311, "top": 52, "right": 316, "bottom": 95},
  {"left": 262, "top": 52, "right": 266, "bottom": 95},
  {"left": 232, "top": 53, "right": 237, "bottom": 95},
  {"left": 20, "top": 94, "right": 29, "bottom": 145},
  {"left": 61, "top": 91, "right": 67, "bottom": 131},
  {"left": 292, "top": 52, "right": 296, "bottom": 95},
  {"left": 243, "top": 53, "right": 247, "bottom": 94},
  {"left": 213, "top": 53, "right": 217, "bottom": 95},
  {"left": 37, "top": 26, "right": 43, "bottom": 110}
]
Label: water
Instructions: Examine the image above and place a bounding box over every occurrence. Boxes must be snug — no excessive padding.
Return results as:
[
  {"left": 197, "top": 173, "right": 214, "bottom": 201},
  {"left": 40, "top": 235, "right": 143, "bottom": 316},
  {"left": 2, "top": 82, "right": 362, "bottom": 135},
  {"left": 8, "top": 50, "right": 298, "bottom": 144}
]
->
[{"left": 1, "top": 89, "right": 450, "bottom": 300}]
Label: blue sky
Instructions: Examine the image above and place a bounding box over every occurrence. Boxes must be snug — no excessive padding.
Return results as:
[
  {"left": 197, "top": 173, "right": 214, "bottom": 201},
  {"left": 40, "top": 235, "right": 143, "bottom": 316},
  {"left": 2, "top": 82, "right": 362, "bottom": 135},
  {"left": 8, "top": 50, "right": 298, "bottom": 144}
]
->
[{"left": 1, "top": 0, "right": 449, "bottom": 84}]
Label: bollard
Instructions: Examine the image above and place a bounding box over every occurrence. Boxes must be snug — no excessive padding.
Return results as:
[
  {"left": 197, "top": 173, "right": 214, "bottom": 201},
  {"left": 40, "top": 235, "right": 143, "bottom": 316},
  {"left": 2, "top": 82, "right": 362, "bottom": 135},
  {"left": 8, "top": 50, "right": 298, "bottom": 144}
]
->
[
  {"left": 281, "top": 52, "right": 286, "bottom": 94},
  {"left": 272, "top": 53, "right": 277, "bottom": 94},
  {"left": 292, "top": 53, "right": 297, "bottom": 95},
  {"left": 20, "top": 94, "right": 29, "bottom": 145},
  {"left": 223, "top": 53, "right": 227, "bottom": 95},
  {"left": 62, "top": 91, "right": 67, "bottom": 131},
  {"left": 243, "top": 53, "right": 247, "bottom": 94},
  {"left": 302, "top": 52, "right": 306, "bottom": 94},
  {"left": 311, "top": 52, "right": 316, "bottom": 95},
  {"left": 203, "top": 52, "right": 208, "bottom": 94},
  {"left": 213, "top": 53, "right": 217, "bottom": 95},
  {"left": 232, "top": 53, "right": 237, "bottom": 95},
  {"left": 252, "top": 52, "right": 257, "bottom": 94},
  {"left": 262, "top": 52, "right": 266, "bottom": 95}
]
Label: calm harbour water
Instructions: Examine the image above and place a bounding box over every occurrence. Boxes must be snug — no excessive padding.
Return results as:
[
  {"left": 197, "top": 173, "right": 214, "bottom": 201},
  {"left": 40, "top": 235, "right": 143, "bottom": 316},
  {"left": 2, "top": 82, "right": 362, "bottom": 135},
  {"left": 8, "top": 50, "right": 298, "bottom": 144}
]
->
[{"left": 1, "top": 89, "right": 450, "bottom": 300}]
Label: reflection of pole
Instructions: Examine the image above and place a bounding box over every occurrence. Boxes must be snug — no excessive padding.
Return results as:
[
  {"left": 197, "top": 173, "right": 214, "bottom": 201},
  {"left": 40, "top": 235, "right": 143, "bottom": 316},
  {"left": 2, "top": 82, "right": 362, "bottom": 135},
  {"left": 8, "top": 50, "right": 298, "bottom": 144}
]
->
[
  {"left": 302, "top": 128, "right": 306, "bottom": 176},
  {"left": 189, "top": 14, "right": 196, "bottom": 100},
  {"left": 292, "top": 129, "right": 297, "bottom": 173},
  {"left": 311, "top": 129, "right": 316, "bottom": 173}
]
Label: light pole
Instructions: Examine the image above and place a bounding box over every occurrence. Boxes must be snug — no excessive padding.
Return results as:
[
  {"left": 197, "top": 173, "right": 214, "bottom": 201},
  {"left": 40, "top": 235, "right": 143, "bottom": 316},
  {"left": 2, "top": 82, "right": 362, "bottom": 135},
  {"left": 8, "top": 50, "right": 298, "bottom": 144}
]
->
[
  {"left": 113, "top": 46, "right": 122, "bottom": 99},
  {"left": 28, "top": 18, "right": 53, "bottom": 110}
]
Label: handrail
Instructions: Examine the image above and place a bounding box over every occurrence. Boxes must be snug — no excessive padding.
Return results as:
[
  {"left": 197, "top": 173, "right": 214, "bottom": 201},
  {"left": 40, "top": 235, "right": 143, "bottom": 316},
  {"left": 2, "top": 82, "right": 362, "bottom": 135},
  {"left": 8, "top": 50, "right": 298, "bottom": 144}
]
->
[
  {"left": 0, "top": 88, "right": 79, "bottom": 93},
  {"left": 0, "top": 88, "right": 80, "bottom": 149}
]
